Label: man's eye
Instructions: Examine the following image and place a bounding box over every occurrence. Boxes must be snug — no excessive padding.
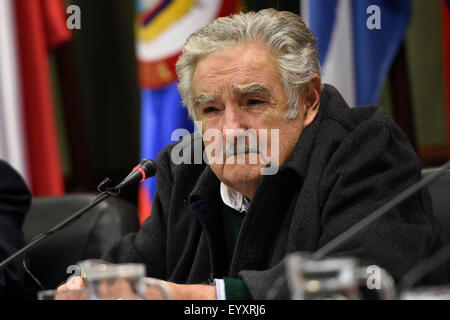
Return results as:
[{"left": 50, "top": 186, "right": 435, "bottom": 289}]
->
[
  {"left": 247, "top": 99, "right": 264, "bottom": 106},
  {"left": 203, "top": 107, "right": 218, "bottom": 114}
]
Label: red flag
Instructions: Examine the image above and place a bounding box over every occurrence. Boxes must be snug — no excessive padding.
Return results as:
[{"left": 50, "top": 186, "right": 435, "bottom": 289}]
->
[
  {"left": 13, "top": 0, "right": 71, "bottom": 195},
  {"left": 443, "top": 0, "right": 450, "bottom": 159}
]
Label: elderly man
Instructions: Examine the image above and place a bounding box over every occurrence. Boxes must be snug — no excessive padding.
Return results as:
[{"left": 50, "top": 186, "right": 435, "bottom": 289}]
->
[{"left": 66, "top": 9, "right": 444, "bottom": 299}]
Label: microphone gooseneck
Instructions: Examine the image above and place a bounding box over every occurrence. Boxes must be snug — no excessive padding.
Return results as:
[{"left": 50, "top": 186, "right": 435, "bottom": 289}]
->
[{"left": 0, "top": 159, "right": 157, "bottom": 274}]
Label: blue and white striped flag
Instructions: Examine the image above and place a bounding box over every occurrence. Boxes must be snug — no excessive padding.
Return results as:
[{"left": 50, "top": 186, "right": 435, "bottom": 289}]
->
[{"left": 301, "top": 0, "right": 411, "bottom": 107}]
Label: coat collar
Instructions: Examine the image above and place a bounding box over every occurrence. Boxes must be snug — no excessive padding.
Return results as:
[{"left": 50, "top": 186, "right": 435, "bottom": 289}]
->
[
  {"left": 278, "top": 84, "right": 349, "bottom": 180},
  {"left": 189, "top": 165, "right": 220, "bottom": 204},
  {"left": 263, "top": 84, "right": 329, "bottom": 183}
]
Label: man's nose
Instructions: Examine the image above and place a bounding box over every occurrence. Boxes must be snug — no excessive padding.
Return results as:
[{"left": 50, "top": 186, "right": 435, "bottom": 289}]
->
[{"left": 222, "top": 104, "right": 247, "bottom": 133}]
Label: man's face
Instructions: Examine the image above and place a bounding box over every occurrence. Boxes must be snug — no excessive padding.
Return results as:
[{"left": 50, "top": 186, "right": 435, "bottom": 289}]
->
[{"left": 192, "top": 41, "right": 307, "bottom": 198}]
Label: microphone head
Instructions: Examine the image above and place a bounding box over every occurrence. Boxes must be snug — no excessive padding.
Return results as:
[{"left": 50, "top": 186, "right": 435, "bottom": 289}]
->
[{"left": 138, "top": 159, "right": 157, "bottom": 178}]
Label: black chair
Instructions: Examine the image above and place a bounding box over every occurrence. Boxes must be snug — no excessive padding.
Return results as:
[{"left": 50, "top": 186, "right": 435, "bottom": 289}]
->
[
  {"left": 422, "top": 169, "right": 450, "bottom": 246},
  {"left": 22, "top": 193, "right": 139, "bottom": 290},
  {"left": 422, "top": 168, "right": 450, "bottom": 280}
]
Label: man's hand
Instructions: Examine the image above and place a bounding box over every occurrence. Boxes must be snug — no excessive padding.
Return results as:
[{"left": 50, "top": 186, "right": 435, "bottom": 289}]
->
[
  {"left": 55, "top": 276, "right": 87, "bottom": 300},
  {"left": 56, "top": 276, "right": 217, "bottom": 300},
  {"left": 57, "top": 276, "right": 86, "bottom": 291},
  {"left": 151, "top": 281, "right": 217, "bottom": 300}
]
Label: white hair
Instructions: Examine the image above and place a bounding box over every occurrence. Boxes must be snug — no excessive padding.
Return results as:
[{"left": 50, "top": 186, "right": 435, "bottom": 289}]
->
[{"left": 175, "top": 8, "right": 321, "bottom": 120}]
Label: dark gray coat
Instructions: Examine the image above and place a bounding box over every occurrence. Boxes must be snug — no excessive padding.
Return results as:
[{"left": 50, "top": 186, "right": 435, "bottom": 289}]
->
[
  {"left": 103, "top": 85, "right": 446, "bottom": 299},
  {"left": 0, "top": 160, "right": 31, "bottom": 298}
]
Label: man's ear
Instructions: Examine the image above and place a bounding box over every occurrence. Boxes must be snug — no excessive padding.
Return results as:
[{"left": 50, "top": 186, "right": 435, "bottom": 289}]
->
[{"left": 301, "top": 74, "right": 321, "bottom": 127}]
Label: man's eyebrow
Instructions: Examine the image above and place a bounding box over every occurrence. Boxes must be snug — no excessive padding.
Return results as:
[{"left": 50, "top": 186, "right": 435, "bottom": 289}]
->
[
  {"left": 233, "top": 83, "right": 270, "bottom": 95},
  {"left": 194, "top": 94, "right": 215, "bottom": 107}
]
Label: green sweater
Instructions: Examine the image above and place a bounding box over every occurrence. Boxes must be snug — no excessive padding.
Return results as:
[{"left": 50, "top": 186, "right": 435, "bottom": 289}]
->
[{"left": 221, "top": 204, "right": 252, "bottom": 300}]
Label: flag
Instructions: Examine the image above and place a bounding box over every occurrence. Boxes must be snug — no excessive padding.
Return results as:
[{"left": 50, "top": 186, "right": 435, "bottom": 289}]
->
[
  {"left": 0, "top": 0, "right": 28, "bottom": 179},
  {"left": 136, "top": 0, "right": 241, "bottom": 224},
  {"left": 442, "top": 0, "right": 450, "bottom": 159},
  {"left": 301, "top": 0, "right": 411, "bottom": 107},
  {"left": 11, "top": 0, "right": 71, "bottom": 195}
]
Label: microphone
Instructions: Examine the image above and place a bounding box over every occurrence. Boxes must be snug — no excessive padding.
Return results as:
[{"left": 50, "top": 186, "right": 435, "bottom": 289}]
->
[
  {"left": 0, "top": 159, "right": 157, "bottom": 273},
  {"left": 311, "top": 161, "right": 450, "bottom": 260},
  {"left": 112, "top": 159, "right": 157, "bottom": 191}
]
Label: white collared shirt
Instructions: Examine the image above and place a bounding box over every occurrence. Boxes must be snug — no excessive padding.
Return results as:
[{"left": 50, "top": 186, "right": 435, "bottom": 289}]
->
[{"left": 220, "top": 182, "right": 250, "bottom": 213}]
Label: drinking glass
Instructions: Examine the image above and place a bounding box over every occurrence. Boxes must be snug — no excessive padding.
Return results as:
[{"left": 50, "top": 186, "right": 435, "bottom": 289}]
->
[
  {"left": 400, "top": 286, "right": 450, "bottom": 300},
  {"left": 77, "top": 259, "right": 173, "bottom": 300},
  {"left": 285, "top": 252, "right": 396, "bottom": 300},
  {"left": 78, "top": 259, "right": 146, "bottom": 300}
]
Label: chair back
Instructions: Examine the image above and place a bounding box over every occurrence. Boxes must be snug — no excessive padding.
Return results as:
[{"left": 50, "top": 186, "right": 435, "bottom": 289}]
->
[{"left": 22, "top": 193, "right": 139, "bottom": 290}]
